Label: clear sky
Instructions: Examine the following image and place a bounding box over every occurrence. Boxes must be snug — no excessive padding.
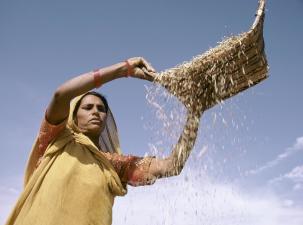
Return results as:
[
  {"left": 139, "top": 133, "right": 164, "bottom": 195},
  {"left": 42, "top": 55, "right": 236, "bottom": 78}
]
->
[{"left": 1, "top": 0, "right": 303, "bottom": 224}]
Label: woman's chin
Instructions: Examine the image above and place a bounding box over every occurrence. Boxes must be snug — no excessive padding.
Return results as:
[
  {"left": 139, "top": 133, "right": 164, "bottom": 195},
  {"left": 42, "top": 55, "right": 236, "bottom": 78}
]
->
[
  {"left": 82, "top": 125, "right": 101, "bottom": 135},
  {"left": 90, "top": 126, "right": 102, "bottom": 133}
]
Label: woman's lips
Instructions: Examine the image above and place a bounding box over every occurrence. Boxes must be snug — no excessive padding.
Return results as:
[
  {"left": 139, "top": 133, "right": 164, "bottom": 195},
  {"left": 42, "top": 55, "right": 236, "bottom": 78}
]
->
[{"left": 89, "top": 118, "right": 101, "bottom": 124}]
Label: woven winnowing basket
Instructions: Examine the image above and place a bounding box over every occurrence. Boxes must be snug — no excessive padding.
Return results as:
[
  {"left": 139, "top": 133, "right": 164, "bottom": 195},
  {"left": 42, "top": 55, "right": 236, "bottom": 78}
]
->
[{"left": 155, "top": 0, "right": 268, "bottom": 112}]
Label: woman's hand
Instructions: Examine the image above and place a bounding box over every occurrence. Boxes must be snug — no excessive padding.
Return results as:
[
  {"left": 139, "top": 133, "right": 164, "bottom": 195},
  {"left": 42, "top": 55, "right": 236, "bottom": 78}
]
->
[{"left": 126, "top": 57, "right": 157, "bottom": 81}]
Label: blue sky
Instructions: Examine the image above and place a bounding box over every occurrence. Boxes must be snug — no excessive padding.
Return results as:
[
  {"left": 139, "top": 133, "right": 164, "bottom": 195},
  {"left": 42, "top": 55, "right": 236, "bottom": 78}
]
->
[{"left": 1, "top": 0, "right": 303, "bottom": 224}]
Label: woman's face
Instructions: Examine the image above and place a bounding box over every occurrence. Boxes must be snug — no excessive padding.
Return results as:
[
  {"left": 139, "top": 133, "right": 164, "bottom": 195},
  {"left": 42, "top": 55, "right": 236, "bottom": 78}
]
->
[{"left": 76, "top": 94, "right": 107, "bottom": 136}]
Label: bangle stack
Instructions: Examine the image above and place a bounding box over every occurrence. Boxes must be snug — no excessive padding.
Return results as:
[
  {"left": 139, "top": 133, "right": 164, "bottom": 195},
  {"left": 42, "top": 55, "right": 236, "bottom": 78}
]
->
[
  {"left": 92, "top": 60, "right": 133, "bottom": 88},
  {"left": 93, "top": 69, "right": 102, "bottom": 88},
  {"left": 124, "top": 60, "right": 134, "bottom": 77}
]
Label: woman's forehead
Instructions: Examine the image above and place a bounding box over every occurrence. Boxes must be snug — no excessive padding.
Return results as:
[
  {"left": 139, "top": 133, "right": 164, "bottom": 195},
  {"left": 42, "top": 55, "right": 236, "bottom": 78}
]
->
[{"left": 80, "top": 94, "right": 104, "bottom": 105}]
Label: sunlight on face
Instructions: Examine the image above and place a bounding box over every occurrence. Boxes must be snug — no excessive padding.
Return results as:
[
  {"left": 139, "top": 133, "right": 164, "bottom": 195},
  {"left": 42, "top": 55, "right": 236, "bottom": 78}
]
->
[{"left": 76, "top": 95, "right": 107, "bottom": 136}]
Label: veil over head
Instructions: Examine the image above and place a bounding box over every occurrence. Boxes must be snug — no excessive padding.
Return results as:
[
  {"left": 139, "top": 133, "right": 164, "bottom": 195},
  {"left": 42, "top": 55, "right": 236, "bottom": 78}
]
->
[{"left": 99, "top": 109, "right": 122, "bottom": 154}]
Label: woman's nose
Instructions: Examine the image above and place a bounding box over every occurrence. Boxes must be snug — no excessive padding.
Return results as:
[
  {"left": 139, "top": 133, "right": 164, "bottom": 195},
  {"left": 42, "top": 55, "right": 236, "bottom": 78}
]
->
[{"left": 92, "top": 106, "right": 99, "bottom": 115}]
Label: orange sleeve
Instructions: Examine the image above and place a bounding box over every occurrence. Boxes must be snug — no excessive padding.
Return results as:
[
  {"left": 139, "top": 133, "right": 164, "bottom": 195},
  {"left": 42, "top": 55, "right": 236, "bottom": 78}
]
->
[
  {"left": 103, "top": 153, "right": 154, "bottom": 186},
  {"left": 35, "top": 114, "right": 66, "bottom": 166}
]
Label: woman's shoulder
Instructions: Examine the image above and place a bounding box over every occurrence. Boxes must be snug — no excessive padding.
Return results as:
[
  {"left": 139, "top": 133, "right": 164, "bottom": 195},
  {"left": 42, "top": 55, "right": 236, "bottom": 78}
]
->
[{"left": 37, "top": 113, "right": 67, "bottom": 154}]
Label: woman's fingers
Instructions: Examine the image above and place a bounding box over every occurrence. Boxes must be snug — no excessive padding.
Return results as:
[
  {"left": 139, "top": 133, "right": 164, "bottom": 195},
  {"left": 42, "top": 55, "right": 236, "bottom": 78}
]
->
[
  {"left": 132, "top": 68, "right": 156, "bottom": 81},
  {"left": 128, "top": 57, "right": 156, "bottom": 73},
  {"left": 126, "top": 57, "right": 157, "bottom": 81},
  {"left": 142, "top": 68, "right": 156, "bottom": 81},
  {"left": 140, "top": 57, "right": 155, "bottom": 73}
]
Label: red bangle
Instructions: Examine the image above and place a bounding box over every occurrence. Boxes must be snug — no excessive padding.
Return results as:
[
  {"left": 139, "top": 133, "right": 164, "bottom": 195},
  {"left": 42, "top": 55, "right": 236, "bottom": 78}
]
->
[
  {"left": 124, "top": 60, "right": 133, "bottom": 77},
  {"left": 93, "top": 69, "right": 102, "bottom": 88}
]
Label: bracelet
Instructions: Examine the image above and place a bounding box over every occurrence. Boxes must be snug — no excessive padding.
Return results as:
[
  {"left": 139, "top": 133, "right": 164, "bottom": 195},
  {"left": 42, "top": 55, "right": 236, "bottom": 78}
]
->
[
  {"left": 93, "top": 69, "right": 102, "bottom": 88},
  {"left": 124, "top": 60, "right": 134, "bottom": 77}
]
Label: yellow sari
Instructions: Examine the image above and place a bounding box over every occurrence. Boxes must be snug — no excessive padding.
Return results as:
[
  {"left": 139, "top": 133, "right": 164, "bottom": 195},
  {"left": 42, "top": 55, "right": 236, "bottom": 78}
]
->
[{"left": 6, "top": 95, "right": 126, "bottom": 225}]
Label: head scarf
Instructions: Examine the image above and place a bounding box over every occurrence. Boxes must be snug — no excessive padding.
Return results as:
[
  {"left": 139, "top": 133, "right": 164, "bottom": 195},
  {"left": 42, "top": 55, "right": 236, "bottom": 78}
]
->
[
  {"left": 24, "top": 93, "right": 125, "bottom": 192},
  {"left": 68, "top": 93, "right": 122, "bottom": 154}
]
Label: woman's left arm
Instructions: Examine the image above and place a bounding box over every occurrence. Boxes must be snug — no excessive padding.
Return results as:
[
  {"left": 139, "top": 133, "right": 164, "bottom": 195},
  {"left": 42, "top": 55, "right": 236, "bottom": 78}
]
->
[{"left": 111, "top": 112, "right": 201, "bottom": 186}]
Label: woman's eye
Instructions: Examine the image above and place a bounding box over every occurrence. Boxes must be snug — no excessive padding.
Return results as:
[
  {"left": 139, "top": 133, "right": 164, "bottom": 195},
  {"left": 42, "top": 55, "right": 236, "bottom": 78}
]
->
[
  {"left": 98, "top": 106, "right": 106, "bottom": 112},
  {"left": 82, "top": 105, "right": 92, "bottom": 110}
]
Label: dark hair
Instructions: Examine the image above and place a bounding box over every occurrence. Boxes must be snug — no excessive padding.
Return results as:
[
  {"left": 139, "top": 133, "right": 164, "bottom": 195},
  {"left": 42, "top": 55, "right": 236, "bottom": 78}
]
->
[{"left": 73, "top": 92, "right": 109, "bottom": 119}]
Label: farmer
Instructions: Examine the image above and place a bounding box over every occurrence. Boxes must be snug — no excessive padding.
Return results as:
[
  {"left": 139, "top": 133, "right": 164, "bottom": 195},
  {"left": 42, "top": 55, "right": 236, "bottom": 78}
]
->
[{"left": 6, "top": 57, "right": 200, "bottom": 225}]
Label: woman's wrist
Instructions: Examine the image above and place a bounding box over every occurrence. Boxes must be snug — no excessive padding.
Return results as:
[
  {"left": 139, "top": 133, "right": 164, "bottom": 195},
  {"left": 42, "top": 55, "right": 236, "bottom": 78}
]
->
[
  {"left": 114, "top": 61, "right": 129, "bottom": 78},
  {"left": 92, "top": 61, "right": 130, "bottom": 86},
  {"left": 107, "top": 61, "right": 132, "bottom": 79},
  {"left": 124, "top": 60, "right": 134, "bottom": 77}
]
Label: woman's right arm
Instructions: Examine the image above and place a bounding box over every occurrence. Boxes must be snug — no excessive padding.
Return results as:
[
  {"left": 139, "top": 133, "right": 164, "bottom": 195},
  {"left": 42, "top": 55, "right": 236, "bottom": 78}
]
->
[{"left": 46, "top": 58, "right": 155, "bottom": 124}]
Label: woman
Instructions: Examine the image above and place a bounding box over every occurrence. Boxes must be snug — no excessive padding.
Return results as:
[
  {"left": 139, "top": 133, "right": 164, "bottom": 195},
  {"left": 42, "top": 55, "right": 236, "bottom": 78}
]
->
[{"left": 6, "top": 57, "right": 201, "bottom": 225}]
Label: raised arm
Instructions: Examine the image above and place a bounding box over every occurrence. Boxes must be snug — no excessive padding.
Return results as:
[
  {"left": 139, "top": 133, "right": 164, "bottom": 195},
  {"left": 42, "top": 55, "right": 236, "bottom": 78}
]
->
[
  {"left": 112, "top": 111, "right": 201, "bottom": 187},
  {"left": 46, "top": 57, "right": 155, "bottom": 124},
  {"left": 149, "top": 111, "right": 201, "bottom": 177}
]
